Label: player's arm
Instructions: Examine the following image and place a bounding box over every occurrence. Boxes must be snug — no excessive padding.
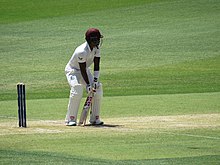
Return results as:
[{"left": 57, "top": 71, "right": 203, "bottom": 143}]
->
[
  {"left": 79, "top": 62, "right": 90, "bottom": 85},
  {"left": 93, "top": 57, "right": 100, "bottom": 90},
  {"left": 93, "top": 57, "right": 100, "bottom": 80}
]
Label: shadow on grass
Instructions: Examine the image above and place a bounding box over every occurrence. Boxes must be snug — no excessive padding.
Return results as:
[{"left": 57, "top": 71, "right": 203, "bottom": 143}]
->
[
  {"left": 1, "top": 149, "right": 219, "bottom": 165},
  {"left": 84, "top": 124, "right": 122, "bottom": 128}
]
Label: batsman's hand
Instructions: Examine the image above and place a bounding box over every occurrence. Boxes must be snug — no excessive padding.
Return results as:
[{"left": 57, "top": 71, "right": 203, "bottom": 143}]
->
[
  {"left": 92, "top": 78, "right": 98, "bottom": 91},
  {"left": 86, "top": 84, "right": 92, "bottom": 94}
]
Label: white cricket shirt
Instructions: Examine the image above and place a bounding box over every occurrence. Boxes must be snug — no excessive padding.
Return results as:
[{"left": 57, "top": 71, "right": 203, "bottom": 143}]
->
[{"left": 65, "top": 42, "right": 100, "bottom": 74}]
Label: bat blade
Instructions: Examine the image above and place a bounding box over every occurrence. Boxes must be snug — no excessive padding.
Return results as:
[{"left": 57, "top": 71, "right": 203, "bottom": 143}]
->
[{"left": 79, "top": 94, "right": 93, "bottom": 126}]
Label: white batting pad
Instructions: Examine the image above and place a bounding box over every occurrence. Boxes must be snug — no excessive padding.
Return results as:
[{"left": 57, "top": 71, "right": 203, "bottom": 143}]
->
[
  {"left": 90, "top": 83, "right": 103, "bottom": 122},
  {"left": 65, "top": 84, "right": 83, "bottom": 123}
]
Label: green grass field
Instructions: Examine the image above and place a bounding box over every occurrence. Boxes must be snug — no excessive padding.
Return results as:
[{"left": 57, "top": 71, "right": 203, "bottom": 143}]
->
[{"left": 0, "top": 0, "right": 220, "bottom": 164}]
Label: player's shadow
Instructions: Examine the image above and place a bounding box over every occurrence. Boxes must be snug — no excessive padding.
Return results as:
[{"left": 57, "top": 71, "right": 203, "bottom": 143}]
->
[{"left": 85, "top": 124, "right": 121, "bottom": 128}]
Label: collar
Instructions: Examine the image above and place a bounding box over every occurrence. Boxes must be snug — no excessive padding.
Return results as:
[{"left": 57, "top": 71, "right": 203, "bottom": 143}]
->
[
  {"left": 85, "top": 42, "right": 91, "bottom": 52},
  {"left": 86, "top": 42, "right": 96, "bottom": 52}
]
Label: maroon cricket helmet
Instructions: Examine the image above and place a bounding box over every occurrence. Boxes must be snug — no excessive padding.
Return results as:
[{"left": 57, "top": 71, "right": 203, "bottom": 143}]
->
[{"left": 85, "top": 28, "right": 103, "bottom": 46}]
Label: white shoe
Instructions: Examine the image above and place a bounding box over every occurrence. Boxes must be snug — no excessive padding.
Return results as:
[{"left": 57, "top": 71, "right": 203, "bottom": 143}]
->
[
  {"left": 90, "top": 119, "right": 104, "bottom": 125},
  {"left": 66, "top": 121, "right": 77, "bottom": 126}
]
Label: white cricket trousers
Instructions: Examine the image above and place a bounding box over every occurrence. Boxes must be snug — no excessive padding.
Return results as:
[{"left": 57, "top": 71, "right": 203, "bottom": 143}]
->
[{"left": 65, "top": 68, "right": 103, "bottom": 124}]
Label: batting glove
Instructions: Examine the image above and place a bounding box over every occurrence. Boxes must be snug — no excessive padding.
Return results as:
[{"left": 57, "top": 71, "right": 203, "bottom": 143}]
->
[
  {"left": 93, "top": 78, "right": 98, "bottom": 90},
  {"left": 86, "top": 84, "right": 92, "bottom": 94}
]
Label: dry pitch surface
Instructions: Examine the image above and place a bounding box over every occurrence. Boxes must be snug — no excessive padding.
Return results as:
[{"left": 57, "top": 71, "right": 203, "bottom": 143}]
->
[{"left": 1, "top": 114, "right": 220, "bottom": 139}]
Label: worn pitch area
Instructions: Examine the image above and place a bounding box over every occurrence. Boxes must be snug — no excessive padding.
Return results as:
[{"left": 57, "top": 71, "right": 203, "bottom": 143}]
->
[{"left": 1, "top": 114, "right": 219, "bottom": 138}]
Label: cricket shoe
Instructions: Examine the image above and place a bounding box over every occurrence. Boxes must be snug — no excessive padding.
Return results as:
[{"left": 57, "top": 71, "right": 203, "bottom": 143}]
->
[
  {"left": 90, "top": 119, "right": 104, "bottom": 126},
  {"left": 66, "top": 120, "right": 77, "bottom": 126}
]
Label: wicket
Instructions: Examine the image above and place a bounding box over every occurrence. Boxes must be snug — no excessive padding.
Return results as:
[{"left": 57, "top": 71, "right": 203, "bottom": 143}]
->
[{"left": 17, "top": 83, "right": 27, "bottom": 127}]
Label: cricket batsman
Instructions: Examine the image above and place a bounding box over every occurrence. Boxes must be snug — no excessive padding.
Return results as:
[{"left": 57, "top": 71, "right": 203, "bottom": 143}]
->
[{"left": 64, "top": 28, "right": 104, "bottom": 126}]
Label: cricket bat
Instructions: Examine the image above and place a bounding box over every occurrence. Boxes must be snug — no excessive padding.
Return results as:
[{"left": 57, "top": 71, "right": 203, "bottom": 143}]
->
[{"left": 79, "top": 91, "right": 94, "bottom": 126}]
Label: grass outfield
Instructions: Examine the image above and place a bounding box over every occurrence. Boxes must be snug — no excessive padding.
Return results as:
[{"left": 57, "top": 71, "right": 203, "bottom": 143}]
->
[
  {"left": 0, "top": 0, "right": 219, "bottom": 100},
  {"left": 1, "top": 92, "right": 220, "bottom": 120},
  {"left": 0, "top": 0, "right": 220, "bottom": 164}
]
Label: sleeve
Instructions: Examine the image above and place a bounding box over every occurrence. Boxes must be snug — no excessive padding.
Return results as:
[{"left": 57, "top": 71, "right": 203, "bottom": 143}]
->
[
  {"left": 77, "top": 52, "right": 86, "bottom": 63},
  {"left": 94, "top": 48, "right": 101, "bottom": 58}
]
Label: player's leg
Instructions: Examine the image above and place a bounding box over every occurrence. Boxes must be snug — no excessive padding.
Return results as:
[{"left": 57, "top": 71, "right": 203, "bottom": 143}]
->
[
  {"left": 86, "top": 69, "right": 104, "bottom": 125},
  {"left": 65, "top": 73, "right": 83, "bottom": 126},
  {"left": 90, "top": 83, "right": 103, "bottom": 125}
]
